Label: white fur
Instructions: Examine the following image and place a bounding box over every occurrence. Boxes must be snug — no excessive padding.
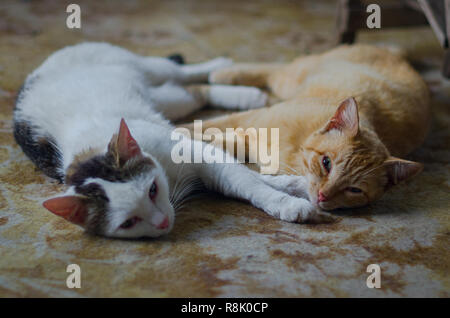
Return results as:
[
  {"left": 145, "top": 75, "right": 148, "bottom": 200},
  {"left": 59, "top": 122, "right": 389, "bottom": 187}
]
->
[
  {"left": 207, "top": 85, "right": 267, "bottom": 109},
  {"left": 15, "top": 42, "right": 331, "bottom": 238}
]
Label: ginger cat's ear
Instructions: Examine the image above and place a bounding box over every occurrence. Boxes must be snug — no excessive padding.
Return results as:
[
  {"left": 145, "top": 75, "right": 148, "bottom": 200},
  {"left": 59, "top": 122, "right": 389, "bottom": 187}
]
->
[
  {"left": 43, "top": 195, "right": 88, "bottom": 226},
  {"left": 384, "top": 157, "right": 423, "bottom": 186},
  {"left": 322, "top": 97, "right": 359, "bottom": 137},
  {"left": 108, "top": 118, "right": 142, "bottom": 165}
]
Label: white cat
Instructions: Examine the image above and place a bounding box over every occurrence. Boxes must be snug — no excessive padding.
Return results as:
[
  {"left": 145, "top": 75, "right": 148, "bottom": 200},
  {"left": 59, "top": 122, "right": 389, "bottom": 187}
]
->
[{"left": 14, "top": 42, "right": 334, "bottom": 239}]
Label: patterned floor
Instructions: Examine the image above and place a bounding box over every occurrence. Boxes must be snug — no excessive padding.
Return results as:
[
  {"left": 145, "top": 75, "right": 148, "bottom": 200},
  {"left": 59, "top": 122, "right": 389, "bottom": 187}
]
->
[{"left": 0, "top": 0, "right": 448, "bottom": 297}]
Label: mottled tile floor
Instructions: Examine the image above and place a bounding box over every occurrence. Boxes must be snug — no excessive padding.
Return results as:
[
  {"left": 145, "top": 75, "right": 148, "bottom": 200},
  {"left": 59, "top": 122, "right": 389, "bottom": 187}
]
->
[{"left": 0, "top": 0, "right": 448, "bottom": 297}]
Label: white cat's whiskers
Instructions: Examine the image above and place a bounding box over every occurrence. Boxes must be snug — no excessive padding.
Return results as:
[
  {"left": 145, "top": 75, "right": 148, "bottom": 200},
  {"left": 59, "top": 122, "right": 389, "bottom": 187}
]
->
[
  {"left": 172, "top": 181, "right": 204, "bottom": 211},
  {"left": 170, "top": 165, "right": 204, "bottom": 211},
  {"left": 170, "top": 163, "right": 186, "bottom": 203},
  {"left": 171, "top": 180, "right": 204, "bottom": 210}
]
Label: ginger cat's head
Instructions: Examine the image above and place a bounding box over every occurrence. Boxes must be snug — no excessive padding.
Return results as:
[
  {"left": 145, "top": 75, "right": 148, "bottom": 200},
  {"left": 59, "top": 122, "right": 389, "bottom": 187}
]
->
[{"left": 299, "top": 97, "right": 423, "bottom": 211}]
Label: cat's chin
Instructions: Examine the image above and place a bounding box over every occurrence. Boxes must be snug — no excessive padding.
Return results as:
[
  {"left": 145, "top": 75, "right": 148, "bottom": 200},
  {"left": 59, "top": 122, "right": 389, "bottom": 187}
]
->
[{"left": 316, "top": 201, "right": 335, "bottom": 212}]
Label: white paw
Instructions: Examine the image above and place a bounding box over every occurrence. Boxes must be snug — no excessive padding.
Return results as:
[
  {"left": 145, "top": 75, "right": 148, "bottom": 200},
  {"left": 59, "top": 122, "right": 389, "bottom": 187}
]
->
[
  {"left": 208, "top": 86, "right": 267, "bottom": 109},
  {"left": 261, "top": 174, "right": 308, "bottom": 197},
  {"left": 276, "top": 197, "right": 337, "bottom": 224},
  {"left": 234, "top": 87, "right": 268, "bottom": 109}
]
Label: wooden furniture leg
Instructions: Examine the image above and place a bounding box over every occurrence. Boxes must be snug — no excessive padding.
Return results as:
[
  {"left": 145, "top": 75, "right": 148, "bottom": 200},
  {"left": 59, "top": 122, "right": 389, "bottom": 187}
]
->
[
  {"left": 443, "top": 50, "right": 450, "bottom": 77},
  {"left": 336, "top": 0, "right": 364, "bottom": 44}
]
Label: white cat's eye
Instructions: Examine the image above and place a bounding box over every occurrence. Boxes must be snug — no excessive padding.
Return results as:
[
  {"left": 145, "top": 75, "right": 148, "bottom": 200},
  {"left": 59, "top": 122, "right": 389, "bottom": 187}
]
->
[
  {"left": 120, "top": 216, "right": 142, "bottom": 229},
  {"left": 149, "top": 181, "right": 158, "bottom": 201}
]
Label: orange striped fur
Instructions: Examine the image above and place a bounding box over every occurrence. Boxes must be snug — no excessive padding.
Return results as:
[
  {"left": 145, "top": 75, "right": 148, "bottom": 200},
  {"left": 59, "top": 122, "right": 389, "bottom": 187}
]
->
[{"left": 199, "top": 45, "right": 430, "bottom": 210}]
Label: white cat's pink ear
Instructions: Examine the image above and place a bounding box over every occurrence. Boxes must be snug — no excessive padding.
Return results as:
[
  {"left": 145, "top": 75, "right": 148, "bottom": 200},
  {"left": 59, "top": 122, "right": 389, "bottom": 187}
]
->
[
  {"left": 43, "top": 195, "right": 88, "bottom": 226},
  {"left": 323, "top": 97, "right": 359, "bottom": 137},
  {"left": 384, "top": 157, "right": 423, "bottom": 185},
  {"left": 116, "top": 118, "right": 142, "bottom": 162}
]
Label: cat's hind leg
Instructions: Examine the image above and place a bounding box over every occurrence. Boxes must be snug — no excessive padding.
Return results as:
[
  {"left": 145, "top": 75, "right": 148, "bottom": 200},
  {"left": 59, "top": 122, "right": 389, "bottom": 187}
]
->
[
  {"left": 149, "top": 83, "right": 204, "bottom": 121},
  {"left": 186, "top": 84, "right": 268, "bottom": 110},
  {"left": 150, "top": 84, "right": 267, "bottom": 122},
  {"left": 209, "top": 63, "right": 282, "bottom": 88},
  {"left": 180, "top": 58, "right": 233, "bottom": 83}
]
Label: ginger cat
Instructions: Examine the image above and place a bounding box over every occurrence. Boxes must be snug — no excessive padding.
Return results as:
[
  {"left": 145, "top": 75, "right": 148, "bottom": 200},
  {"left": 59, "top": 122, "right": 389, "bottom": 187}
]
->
[{"left": 195, "top": 45, "right": 430, "bottom": 211}]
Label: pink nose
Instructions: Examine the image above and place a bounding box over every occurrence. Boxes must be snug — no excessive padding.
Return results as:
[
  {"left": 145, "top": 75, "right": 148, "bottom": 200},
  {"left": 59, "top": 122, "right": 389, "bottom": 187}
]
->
[
  {"left": 157, "top": 216, "right": 169, "bottom": 229},
  {"left": 318, "top": 191, "right": 327, "bottom": 203}
]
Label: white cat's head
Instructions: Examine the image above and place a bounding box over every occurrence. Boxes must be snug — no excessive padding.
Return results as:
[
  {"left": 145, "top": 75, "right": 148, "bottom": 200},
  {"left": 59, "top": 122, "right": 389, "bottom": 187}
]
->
[{"left": 42, "top": 119, "right": 174, "bottom": 239}]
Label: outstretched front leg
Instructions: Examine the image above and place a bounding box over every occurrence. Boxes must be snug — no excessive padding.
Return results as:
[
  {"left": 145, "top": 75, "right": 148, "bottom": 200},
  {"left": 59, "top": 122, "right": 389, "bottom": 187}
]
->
[
  {"left": 260, "top": 174, "right": 310, "bottom": 199},
  {"left": 198, "top": 161, "right": 335, "bottom": 224},
  {"left": 192, "top": 138, "right": 336, "bottom": 224},
  {"left": 180, "top": 57, "right": 234, "bottom": 83}
]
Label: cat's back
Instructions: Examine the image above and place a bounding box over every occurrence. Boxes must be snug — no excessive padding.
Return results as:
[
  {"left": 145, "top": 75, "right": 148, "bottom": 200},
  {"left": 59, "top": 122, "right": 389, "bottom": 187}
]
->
[
  {"left": 14, "top": 42, "right": 164, "bottom": 137},
  {"left": 13, "top": 43, "right": 167, "bottom": 179},
  {"left": 271, "top": 44, "right": 426, "bottom": 101}
]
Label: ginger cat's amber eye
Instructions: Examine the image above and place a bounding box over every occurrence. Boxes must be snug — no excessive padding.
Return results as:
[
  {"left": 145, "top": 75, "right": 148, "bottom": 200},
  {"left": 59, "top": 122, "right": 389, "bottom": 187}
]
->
[
  {"left": 347, "top": 187, "right": 362, "bottom": 193},
  {"left": 322, "top": 156, "right": 331, "bottom": 173}
]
